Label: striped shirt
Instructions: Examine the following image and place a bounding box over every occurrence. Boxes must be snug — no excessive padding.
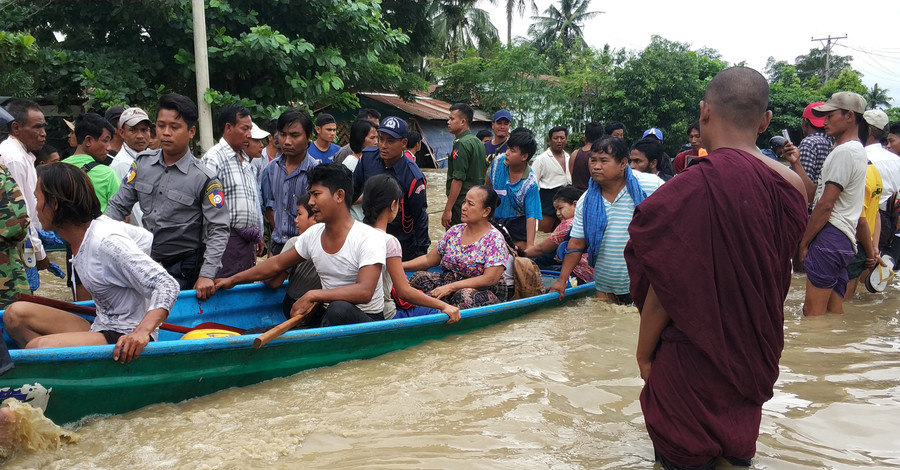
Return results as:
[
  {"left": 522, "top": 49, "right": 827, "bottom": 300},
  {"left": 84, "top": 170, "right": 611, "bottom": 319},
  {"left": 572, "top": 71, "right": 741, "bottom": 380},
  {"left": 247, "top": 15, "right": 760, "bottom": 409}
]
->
[
  {"left": 260, "top": 153, "right": 320, "bottom": 244},
  {"left": 571, "top": 172, "right": 663, "bottom": 294},
  {"left": 202, "top": 138, "right": 261, "bottom": 230}
]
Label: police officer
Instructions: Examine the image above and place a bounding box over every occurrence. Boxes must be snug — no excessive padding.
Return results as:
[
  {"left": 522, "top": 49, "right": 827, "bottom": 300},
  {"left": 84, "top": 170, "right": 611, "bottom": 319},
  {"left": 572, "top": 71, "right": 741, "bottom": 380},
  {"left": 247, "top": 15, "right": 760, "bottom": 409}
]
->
[
  {"left": 352, "top": 116, "right": 430, "bottom": 261},
  {"left": 106, "top": 93, "right": 230, "bottom": 299}
]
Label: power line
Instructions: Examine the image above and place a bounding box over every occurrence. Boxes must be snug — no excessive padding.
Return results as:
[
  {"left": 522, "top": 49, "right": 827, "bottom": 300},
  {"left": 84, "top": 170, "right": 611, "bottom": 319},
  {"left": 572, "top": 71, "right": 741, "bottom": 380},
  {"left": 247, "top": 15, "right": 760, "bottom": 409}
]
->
[{"left": 812, "top": 34, "right": 847, "bottom": 81}]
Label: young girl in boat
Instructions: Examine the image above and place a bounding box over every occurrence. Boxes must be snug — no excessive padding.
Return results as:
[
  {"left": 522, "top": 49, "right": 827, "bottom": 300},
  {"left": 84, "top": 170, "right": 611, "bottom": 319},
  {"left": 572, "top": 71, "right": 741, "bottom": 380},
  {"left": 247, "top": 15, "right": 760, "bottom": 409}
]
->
[
  {"left": 3, "top": 163, "right": 179, "bottom": 363},
  {"left": 523, "top": 185, "right": 594, "bottom": 284},
  {"left": 361, "top": 174, "right": 460, "bottom": 323},
  {"left": 403, "top": 185, "right": 512, "bottom": 309}
]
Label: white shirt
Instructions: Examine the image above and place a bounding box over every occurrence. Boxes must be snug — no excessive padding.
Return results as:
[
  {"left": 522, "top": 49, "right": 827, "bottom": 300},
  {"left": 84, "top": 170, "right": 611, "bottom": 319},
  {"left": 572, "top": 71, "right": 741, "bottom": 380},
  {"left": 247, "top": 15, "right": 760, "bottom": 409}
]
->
[
  {"left": 814, "top": 141, "right": 868, "bottom": 244},
  {"left": 342, "top": 155, "right": 364, "bottom": 221},
  {"left": 110, "top": 144, "right": 144, "bottom": 226},
  {"left": 381, "top": 232, "right": 401, "bottom": 319},
  {"left": 866, "top": 143, "right": 900, "bottom": 210},
  {"left": 293, "top": 221, "right": 386, "bottom": 315},
  {"left": 74, "top": 216, "right": 179, "bottom": 339},
  {"left": 0, "top": 136, "right": 44, "bottom": 260},
  {"left": 531, "top": 149, "right": 571, "bottom": 189}
]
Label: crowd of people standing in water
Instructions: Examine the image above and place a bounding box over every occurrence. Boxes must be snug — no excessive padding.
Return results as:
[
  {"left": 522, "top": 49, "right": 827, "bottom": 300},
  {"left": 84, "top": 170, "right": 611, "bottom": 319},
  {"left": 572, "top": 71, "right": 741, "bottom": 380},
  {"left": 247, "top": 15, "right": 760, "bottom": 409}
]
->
[{"left": 2, "top": 64, "right": 900, "bottom": 468}]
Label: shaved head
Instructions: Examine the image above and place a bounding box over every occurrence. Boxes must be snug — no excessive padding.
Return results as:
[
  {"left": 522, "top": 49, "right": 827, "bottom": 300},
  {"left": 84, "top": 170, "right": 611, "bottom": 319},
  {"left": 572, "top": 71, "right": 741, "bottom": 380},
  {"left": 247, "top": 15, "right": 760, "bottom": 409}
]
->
[{"left": 704, "top": 67, "right": 770, "bottom": 129}]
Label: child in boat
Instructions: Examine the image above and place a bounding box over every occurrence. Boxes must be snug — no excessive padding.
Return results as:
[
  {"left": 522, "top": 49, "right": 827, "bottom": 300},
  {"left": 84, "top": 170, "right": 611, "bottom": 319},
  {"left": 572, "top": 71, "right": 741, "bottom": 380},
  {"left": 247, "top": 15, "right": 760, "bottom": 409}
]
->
[
  {"left": 265, "top": 194, "right": 322, "bottom": 319},
  {"left": 403, "top": 186, "right": 512, "bottom": 309},
  {"left": 215, "top": 163, "right": 386, "bottom": 327},
  {"left": 3, "top": 163, "right": 180, "bottom": 363},
  {"left": 361, "top": 174, "right": 460, "bottom": 323},
  {"left": 524, "top": 185, "right": 593, "bottom": 284}
]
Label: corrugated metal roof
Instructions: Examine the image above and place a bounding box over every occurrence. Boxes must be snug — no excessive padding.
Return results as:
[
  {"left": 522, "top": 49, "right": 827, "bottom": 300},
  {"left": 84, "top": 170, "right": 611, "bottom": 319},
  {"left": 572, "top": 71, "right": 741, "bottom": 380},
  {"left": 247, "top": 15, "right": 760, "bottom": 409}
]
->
[{"left": 359, "top": 93, "right": 490, "bottom": 122}]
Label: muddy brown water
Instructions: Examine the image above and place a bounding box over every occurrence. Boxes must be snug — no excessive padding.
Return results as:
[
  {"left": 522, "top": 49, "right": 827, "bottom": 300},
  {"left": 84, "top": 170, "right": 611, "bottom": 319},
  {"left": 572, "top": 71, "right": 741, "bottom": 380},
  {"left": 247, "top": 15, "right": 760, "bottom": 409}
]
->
[{"left": 4, "top": 169, "right": 899, "bottom": 468}]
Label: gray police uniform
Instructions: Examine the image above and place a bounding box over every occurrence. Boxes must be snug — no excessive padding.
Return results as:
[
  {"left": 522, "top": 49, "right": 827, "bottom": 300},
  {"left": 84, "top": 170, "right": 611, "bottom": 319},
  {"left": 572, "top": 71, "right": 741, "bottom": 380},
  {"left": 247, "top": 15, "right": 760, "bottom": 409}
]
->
[{"left": 106, "top": 149, "right": 231, "bottom": 289}]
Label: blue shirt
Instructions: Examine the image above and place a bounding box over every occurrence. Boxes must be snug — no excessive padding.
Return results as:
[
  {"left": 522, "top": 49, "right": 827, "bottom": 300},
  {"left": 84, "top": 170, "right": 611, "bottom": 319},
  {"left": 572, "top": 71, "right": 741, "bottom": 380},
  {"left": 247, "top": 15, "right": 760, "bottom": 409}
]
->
[
  {"left": 489, "top": 155, "right": 542, "bottom": 221},
  {"left": 484, "top": 139, "right": 508, "bottom": 166},
  {"left": 307, "top": 142, "right": 341, "bottom": 163},
  {"left": 353, "top": 147, "right": 430, "bottom": 260},
  {"left": 260, "top": 154, "right": 320, "bottom": 244}
]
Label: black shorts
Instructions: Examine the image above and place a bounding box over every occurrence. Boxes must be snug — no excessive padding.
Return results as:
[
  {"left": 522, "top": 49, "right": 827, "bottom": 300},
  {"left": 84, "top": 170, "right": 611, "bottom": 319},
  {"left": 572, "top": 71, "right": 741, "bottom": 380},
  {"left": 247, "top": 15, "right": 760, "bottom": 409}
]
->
[
  {"left": 846, "top": 242, "right": 867, "bottom": 279},
  {"left": 539, "top": 187, "right": 561, "bottom": 216},
  {"left": 99, "top": 330, "right": 155, "bottom": 345},
  {"left": 495, "top": 216, "right": 527, "bottom": 243}
]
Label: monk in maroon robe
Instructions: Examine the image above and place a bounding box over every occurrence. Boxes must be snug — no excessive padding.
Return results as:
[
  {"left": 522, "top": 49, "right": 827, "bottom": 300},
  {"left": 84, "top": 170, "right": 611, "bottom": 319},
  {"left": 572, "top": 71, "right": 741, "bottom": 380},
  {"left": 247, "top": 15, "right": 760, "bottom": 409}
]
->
[{"left": 625, "top": 67, "right": 808, "bottom": 469}]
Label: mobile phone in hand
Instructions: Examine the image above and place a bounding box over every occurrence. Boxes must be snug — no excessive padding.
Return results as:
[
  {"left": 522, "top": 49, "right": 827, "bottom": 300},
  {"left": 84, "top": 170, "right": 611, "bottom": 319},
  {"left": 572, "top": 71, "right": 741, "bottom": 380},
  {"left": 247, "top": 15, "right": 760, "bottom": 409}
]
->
[{"left": 782, "top": 129, "right": 791, "bottom": 142}]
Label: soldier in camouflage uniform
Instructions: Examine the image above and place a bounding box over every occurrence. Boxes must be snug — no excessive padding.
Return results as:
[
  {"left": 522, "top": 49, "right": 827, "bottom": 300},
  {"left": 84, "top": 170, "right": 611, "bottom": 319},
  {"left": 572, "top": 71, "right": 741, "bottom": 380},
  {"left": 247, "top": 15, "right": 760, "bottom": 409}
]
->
[{"left": 0, "top": 162, "right": 30, "bottom": 309}]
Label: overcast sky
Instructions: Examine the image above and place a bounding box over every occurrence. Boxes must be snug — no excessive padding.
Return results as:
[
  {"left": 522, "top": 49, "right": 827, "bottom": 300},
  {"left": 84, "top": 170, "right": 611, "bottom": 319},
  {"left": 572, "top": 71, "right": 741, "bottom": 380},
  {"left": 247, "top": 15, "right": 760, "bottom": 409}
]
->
[{"left": 484, "top": 0, "right": 900, "bottom": 107}]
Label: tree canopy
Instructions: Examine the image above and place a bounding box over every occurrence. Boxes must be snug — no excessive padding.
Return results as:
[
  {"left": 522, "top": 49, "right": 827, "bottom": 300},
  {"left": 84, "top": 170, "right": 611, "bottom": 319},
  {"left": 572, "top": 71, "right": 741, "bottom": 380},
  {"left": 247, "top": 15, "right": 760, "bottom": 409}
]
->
[
  {"left": 2, "top": 0, "right": 898, "bottom": 153},
  {"left": 0, "top": 0, "right": 422, "bottom": 119}
]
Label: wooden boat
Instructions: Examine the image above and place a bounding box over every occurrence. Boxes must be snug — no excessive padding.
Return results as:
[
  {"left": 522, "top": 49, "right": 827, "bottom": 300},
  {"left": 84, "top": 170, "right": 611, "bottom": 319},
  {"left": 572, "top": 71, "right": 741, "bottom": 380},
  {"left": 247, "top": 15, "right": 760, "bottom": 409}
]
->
[{"left": 0, "top": 275, "right": 593, "bottom": 425}]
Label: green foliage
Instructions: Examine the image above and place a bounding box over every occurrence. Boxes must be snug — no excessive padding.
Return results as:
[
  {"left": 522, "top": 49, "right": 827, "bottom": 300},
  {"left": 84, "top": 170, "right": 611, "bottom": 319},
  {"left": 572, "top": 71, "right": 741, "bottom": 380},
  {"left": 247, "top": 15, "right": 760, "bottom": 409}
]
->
[
  {"left": 0, "top": 31, "right": 40, "bottom": 97},
  {"left": 426, "top": 0, "right": 500, "bottom": 62},
  {"left": 866, "top": 83, "right": 892, "bottom": 110},
  {"left": 765, "top": 65, "right": 824, "bottom": 145},
  {"left": 601, "top": 36, "right": 727, "bottom": 153},
  {"left": 432, "top": 43, "right": 566, "bottom": 136},
  {"left": 528, "top": 0, "right": 602, "bottom": 54},
  {"left": 818, "top": 68, "right": 868, "bottom": 98},
  {"left": 886, "top": 107, "right": 900, "bottom": 123},
  {"left": 0, "top": 0, "right": 421, "bottom": 118}
]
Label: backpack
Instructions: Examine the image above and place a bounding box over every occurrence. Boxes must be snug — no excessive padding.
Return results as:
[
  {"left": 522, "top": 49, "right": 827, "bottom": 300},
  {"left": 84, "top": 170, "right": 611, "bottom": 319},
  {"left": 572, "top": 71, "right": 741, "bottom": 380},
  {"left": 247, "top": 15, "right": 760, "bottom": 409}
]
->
[
  {"left": 510, "top": 254, "right": 545, "bottom": 300},
  {"left": 492, "top": 222, "right": 546, "bottom": 300}
]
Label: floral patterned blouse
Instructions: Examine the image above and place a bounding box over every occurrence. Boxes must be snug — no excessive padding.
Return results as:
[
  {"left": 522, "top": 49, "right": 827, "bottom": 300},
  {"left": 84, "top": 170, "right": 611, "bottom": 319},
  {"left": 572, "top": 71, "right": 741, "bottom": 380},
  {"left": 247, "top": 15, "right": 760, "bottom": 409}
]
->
[{"left": 437, "top": 224, "right": 509, "bottom": 279}]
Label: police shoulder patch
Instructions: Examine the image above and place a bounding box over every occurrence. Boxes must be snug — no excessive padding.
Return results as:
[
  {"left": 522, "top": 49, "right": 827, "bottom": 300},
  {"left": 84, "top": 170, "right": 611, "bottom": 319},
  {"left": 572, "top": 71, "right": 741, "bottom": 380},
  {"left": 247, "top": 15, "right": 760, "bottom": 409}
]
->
[
  {"left": 124, "top": 161, "right": 137, "bottom": 184},
  {"left": 205, "top": 181, "right": 225, "bottom": 209}
]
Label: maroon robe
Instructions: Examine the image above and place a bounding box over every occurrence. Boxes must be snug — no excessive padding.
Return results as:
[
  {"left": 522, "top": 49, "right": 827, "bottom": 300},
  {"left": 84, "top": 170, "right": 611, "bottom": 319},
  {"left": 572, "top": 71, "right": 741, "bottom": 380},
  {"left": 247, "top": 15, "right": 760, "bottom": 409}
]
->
[{"left": 625, "top": 148, "right": 807, "bottom": 466}]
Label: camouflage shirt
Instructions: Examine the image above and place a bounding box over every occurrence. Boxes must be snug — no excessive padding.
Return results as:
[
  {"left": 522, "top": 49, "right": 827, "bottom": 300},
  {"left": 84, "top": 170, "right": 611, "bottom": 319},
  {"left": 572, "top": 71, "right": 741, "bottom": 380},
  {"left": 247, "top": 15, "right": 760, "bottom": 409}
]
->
[{"left": 0, "top": 163, "right": 30, "bottom": 308}]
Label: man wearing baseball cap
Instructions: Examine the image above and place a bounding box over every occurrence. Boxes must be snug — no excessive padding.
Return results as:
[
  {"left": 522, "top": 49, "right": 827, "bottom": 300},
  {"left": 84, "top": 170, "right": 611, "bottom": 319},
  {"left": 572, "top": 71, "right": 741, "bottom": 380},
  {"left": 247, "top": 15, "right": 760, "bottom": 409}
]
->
[
  {"left": 863, "top": 109, "right": 900, "bottom": 257},
  {"left": 352, "top": 116, "right": 430, "bottom": 260},
  {"left": 641, "top": 128, "right": 663, "bottom": 142},
  {"left": 110, "top": 107, "right": 153, "bottom": 227},
  {"left": 797, "top": 101, "right": 834, "bottom": 188},
  {"left": 104, "top": 105, "right": 126, "bottom": 162},
  {"left": 484, "top": 109, "right": 511, "bottom": 166},
  {"left": 785, "top": 91, "right": 868, "bottom": 315}
]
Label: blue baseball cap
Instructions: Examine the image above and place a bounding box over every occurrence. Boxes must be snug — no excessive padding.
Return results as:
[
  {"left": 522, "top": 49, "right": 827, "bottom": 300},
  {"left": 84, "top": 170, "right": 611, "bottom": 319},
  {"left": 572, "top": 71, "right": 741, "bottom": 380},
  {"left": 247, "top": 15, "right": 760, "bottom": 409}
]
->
[
  {"left": 378, "top": 116, "right": 408, "bottom": 139},
  {"left": 493, "top": 109, "right": 512, "bottom": 122},
  {"left": 642, "top": 128, "right": 663, "bottom": 141}
]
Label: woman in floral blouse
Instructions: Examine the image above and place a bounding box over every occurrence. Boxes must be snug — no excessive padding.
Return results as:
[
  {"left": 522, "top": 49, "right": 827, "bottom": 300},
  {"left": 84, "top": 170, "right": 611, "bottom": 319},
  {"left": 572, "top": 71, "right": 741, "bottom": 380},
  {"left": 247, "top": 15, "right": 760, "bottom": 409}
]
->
[{"left": 404, "top": 186, "right": 511, "bottom": 309}]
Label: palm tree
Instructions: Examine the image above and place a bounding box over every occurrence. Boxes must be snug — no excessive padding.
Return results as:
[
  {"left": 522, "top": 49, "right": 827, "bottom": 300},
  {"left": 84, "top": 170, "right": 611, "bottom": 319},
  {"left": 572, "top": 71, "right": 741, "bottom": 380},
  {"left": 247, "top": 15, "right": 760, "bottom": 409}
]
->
[
  {"left": 866, "top": 83, "right": 892, "bottom": 109},
  {"left": 505, "top": 0, "right": 537, "bottom": 46},
  {"left": 428, "top": 0, "right": 500, "bottom": 62},
  {"left": 528, "top": 0, "right": 603, "bottom": 52}
]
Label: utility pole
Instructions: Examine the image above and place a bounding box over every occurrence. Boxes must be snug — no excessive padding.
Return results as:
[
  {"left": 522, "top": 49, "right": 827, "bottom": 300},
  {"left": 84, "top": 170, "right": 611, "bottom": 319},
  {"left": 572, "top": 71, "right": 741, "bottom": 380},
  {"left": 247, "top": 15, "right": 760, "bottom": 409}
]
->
[
  {"left": 191, "top": 0, "right": 214, "bottom": 153},
  {"left": 811, "top": 34, "right": 847, "bottom": 82}
]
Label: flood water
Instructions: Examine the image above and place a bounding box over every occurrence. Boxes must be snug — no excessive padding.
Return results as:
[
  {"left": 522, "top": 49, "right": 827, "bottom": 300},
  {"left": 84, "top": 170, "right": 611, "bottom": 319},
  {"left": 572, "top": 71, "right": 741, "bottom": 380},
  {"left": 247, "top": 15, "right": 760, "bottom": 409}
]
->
[{"left": 4, "top": 170, "right": 900, "bottom": 469}]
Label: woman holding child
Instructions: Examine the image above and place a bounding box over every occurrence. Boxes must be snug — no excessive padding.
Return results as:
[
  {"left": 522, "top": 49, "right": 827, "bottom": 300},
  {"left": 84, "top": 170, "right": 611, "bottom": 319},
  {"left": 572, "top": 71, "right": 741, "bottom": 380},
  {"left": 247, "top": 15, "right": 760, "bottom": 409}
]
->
[{"left": 404, "top": 185, "right": 512, "bottom": 309}]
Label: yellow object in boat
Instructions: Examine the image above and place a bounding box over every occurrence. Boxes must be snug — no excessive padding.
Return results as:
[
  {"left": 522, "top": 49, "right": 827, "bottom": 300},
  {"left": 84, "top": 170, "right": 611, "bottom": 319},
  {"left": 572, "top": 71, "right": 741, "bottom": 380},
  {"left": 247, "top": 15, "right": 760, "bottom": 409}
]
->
[{"left": 180, "top": 329, "right": 240, "bottom": 340}]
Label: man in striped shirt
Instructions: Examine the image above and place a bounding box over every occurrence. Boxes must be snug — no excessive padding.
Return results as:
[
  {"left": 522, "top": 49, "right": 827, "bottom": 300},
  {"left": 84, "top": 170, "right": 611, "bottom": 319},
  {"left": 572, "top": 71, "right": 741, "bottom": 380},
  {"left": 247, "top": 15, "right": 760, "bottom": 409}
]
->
[
  {"left": 202, "top": 104, "right": 263, "bottom": 278},
  {"left": 260, "top": 109, "right": 320, "bottom": 256},
  {"left": 549, "top": 136, "right": 663, "bottom": 304}
]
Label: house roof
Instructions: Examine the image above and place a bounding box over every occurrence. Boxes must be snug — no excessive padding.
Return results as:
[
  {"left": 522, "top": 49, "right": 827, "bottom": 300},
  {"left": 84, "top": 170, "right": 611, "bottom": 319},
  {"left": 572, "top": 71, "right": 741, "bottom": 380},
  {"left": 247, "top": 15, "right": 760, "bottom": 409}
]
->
[{"left": 358, "top": 93, "right": 490, "bottom": 122}]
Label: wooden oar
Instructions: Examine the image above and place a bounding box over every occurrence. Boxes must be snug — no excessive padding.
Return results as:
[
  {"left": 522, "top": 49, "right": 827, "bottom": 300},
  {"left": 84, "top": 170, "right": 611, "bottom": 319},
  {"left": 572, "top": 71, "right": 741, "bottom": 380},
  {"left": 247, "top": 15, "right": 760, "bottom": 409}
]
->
[
  {"left": 11, "top": 293, "right": 245, "bottom": 334},
  {"left": 252, "top": 303, "right": 318, "bottom": 349}
]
